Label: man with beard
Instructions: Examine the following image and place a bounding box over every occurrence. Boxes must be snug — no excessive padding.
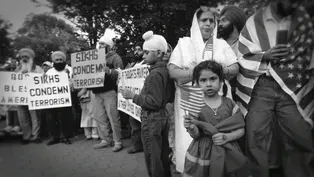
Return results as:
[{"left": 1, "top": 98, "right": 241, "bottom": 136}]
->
[
  {"left": 237, "top": 0, "right": 314, "bottom": 176},
  {"left": 15, "top": 48, "right": 44, "bottom": 144},
  {"left": 92, "top": 34, "right": 124, "bottom": 152},
  {"left": 218, "top": 6, "right": 246, "bottom": 101},
  {"left": 124, "top": 42, "right": 144, "bottom": 154},
  {"left": 45, "top": 51, "right": 73, "bottom": 145},
  {"left": 217, "top": 5, "right": 246, "bottom": 57}
]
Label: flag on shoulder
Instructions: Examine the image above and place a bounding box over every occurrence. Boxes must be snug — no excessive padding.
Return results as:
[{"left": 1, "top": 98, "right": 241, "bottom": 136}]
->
[{"left": 236, "top": 5, "right": 314, "bottom": 126}]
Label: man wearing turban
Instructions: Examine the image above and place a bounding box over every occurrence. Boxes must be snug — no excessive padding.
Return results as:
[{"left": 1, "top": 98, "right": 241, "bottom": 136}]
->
[
  {"left": 15, "top": 48, "right": 44, "bottom": 144},
  {"left": 92, "top": 33, "right": 124, "bottom": 152},
  {"left": 45, "top": 51, "right": 74, "bottom": 145}
]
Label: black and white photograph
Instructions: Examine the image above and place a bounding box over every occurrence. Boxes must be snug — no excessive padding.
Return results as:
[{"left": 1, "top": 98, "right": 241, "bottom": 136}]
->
[{"left": 0, "top": 0, "right": 313, "bottom": 177}]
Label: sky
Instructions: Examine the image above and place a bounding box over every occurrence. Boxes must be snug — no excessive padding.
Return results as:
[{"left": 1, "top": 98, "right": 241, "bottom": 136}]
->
[
  {"left": 0, "top": 0, "right": 59, "bottom": 33},
  {"left": 0, "top": 0, "right": 117, "bottom": 38}
]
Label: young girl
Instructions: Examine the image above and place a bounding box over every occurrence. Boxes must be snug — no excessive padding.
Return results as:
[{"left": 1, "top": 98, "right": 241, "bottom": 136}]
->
[
  {"left": 183, "top": 60, "right": 250, "bottom": 177},
  {"left": 78, "top": 88, "right": 99, "bottom": 140}
]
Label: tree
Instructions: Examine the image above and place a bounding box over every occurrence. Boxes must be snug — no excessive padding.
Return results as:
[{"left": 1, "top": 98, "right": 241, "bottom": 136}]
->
[
  {"left": 0, "top": 16, "right": 12, "bottom": 63},
  {"left": 13, "top": 13, "right": 89, "bottom": 65},
  {"left": 36, "top": 0, "right": 117, "bottom": 47},
  {"left": 40, "top": 0, "right": 272, "bottom": 64}
]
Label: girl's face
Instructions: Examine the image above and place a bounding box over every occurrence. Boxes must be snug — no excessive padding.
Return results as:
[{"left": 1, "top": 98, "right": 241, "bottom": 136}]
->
[
  {"left": 197, "top": 69, "right": 222, "bottom": 97},
  {"left": 198, "top": 11, "right": 215, "bottom": 40}
]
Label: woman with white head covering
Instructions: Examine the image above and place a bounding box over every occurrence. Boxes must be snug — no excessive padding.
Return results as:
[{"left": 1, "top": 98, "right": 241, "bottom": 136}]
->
[{"left": 168, "top": 7, "right": 239, "bottom": 172}]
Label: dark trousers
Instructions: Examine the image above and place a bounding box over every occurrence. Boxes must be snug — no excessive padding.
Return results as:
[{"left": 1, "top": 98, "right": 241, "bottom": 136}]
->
[
  {"left": 246, "top": 75, "right": 314, "bottom": 177},
  {"left": 46, "top": 107, "right": 73, "bottom": 140},
  {"left": 129, "top": 116, "right": 143, "bottom": 149},
  {"left": 141, "top": 110, "right": 171, "bottom": 177}
]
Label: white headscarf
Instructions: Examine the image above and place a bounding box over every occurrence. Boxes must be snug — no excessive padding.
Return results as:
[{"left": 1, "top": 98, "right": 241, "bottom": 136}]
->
[{"left": 190, "top": 9, "right": 218, "bottom": 63}]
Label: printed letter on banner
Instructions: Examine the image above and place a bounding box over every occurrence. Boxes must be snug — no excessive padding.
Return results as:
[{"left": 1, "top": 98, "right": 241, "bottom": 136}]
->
[
  {"left": 0, "top": 72, "right": 30, "bottom": 105},
  {"left": 27, "top": 73, "right": 72, "bottom": 110},
  {"left": 117, "top": 65, "right": 150, "bottom": 122},
  {"left": 71, "top": 48, "right": 106, "bottom": 89}
]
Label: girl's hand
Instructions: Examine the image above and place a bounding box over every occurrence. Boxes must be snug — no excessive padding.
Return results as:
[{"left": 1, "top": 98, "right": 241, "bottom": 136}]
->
[
  {"left": 212, "top": 133, "right": 228, "bottom": 146},
  {"left": 184, "top": 114, "right": 197, "bottom": 129}
]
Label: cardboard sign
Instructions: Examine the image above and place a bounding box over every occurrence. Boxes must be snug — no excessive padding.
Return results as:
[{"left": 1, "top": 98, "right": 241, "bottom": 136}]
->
[
  {"left": 117, "top": 65, "right": 150, "bottom": 121},
  {"left": 0, "top": 72, "right": 30, "bottom": 105},
  {"left": 71, "top": 48, "right": 106, "bottom": 88},
  {"left": 27, "top": 73, "right": 72, "bottom": 110}
]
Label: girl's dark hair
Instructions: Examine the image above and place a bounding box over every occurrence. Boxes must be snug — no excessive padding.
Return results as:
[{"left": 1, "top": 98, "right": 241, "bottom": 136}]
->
[{"left": 192, "top": 60, "right": 228, "bottom": 96}]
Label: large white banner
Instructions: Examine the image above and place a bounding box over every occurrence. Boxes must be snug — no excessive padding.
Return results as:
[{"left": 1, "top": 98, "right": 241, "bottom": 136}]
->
[
  {"left": 71, "top": 48, "right": 106, "bottom": 89},
  {"left": 0, "top": 72, "right": 30, "bottom": 105},
  {"left": 27, "top": 73, "right": 72, "bottom": 110},
  {"left": 117, "top": 65, "right": 150, "bottom": 121}
]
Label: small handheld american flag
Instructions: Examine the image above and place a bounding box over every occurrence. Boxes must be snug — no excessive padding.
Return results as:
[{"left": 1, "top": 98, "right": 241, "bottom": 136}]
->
[{"left": 180, "top": 86, "right": 205, "bottom": 116}]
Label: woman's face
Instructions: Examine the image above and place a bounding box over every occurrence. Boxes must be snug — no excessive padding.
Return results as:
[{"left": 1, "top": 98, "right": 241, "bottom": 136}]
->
[
  {"left": 198, "top": 11, "right": 215, "bottom": 40},
  {"left": 162, "top": 47, "right": 172, "bottom": 61}
]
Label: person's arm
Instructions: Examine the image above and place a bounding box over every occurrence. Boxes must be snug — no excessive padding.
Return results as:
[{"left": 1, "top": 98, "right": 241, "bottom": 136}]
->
[
  {"left": 77, "top": 88, "right": 87, "bottom": 98},
  {"left": 223, "top": 63, "right": 239, "bottom": 80},
  {"left": 107, "top": 55, "right": 124, "bottom": 81},
  {"left": 225, "top": 128, "right": 244, "bottom": 142},
  {"left": 168, "top": 64, "right": 193, "bottom": 85},
  {"left": 132, "top": 72, "right": 163, "bottom": 110},
  {"left": 212, "top": 128, "right": 244, "bottom": 146},
  {"left": 192, "top": 120, "right": 217, "bottom": 135},
  {"left": 187, "top": 125, "right": 201, "bottom": 139}
]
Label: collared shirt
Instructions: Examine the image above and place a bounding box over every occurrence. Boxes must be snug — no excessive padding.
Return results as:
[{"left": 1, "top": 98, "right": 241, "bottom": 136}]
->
[
  {"left": 132, "top": 61, "right": 174, "bottom": 111},
  {"left": 259, "top": 5, "right": 292, "bottom": 74}
]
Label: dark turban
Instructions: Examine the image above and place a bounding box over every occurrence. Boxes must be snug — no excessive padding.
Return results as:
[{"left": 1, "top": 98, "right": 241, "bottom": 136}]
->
[{"left": 220, "top": 5, "right": 246, "bottom": 32}]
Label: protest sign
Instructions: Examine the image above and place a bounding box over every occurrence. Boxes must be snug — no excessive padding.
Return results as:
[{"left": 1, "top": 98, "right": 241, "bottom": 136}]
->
[
  {"left": 117, "top": 65, "right": 150, "bottom": 122},
  {"left": 71, "top": 48, "right": 106, "bottom": 89},
  {"left": 27, "top": 73, "right": 72, "bottom": 110},
  {"left": 0, "top": 72, "right": 30, "bottom": 105}
]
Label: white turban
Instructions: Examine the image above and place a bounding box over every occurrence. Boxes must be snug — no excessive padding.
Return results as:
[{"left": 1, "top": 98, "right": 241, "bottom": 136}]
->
[
  {"left": 51, "top": 51, "right": 66, "bottom": 62},
  {"left": 142, "top": 31, "right": 167, "bottom": 53},
  {"left": 98, "top": 35, "right": 114, "bottom": 48}
]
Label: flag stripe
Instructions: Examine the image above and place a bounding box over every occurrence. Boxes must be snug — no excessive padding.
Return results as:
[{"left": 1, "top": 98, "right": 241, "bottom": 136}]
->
[
  {"left": 237, "top": 73, "right": 256, "bottom": 88},
  {"left": 299, "top": 88, "right": 314, "bottom": 109},
  {"left": 181, "top": 100, "right": 205, "bottom": 108},
  {"left": 236, "top": 82, "right": 253, "bottom": 100},
  {"left": 253, "top": 8, "right": 271, "bottom": 51},
  {"left": 235, "top": 88, "right": 251, "bottom": 105},
  {"left": 238, "top": 63, "right": 261, "bottom": 79},
  {"left": 240, "top": 25, "right": 252, "bottom": 43}
]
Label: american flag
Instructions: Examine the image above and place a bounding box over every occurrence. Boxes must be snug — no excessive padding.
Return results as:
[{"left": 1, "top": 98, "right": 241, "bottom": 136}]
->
[
  {"left": 236, "top": 5, "right": 314, "bottom": 126},
  {"left": 180, "top": 86, "right": 205, "bottom": 116}
]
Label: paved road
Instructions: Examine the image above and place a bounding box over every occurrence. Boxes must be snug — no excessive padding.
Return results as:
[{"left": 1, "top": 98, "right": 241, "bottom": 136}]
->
[{"left": 0, "top": 120, "right": 181, "bottom": 177}]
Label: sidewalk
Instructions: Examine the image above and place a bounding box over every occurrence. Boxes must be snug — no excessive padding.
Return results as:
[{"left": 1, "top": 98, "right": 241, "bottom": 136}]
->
[{"left": 0, "top": 120, "right": 181, "bottom": 177}]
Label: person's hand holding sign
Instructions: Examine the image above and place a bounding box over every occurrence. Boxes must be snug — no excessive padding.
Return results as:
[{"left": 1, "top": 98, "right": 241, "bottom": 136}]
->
[{"left": 122, "top": 89, "right": 135, "bottom": 100}]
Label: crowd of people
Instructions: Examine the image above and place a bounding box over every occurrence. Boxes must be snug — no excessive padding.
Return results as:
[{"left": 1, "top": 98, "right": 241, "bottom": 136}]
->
[{"left": 1, "top": 0, "right": 314, "bottom": 177}]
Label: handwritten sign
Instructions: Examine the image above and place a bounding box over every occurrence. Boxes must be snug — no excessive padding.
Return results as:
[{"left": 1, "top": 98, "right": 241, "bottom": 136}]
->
[
  {"left": 71, "top": 48, "right": 106, "bottom": 88},
  {"left": 27, "top": 73, "right": 72, "bottom": 110},
  {"left": 0, "top": 72, "right": 29, "bottom": 105},
  {"left": 117, "top": 65, "right": 150, "bottom": 121}
]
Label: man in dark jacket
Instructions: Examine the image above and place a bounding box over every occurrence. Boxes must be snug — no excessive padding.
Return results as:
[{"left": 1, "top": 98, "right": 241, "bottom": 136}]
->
[{"left": 92, "top": 35, "right": 124, "bottom": 152}]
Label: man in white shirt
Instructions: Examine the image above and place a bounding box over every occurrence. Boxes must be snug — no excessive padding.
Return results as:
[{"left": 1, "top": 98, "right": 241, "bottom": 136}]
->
[{"left": 237, "top": 1, "right": 314, "bottom": 177}]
